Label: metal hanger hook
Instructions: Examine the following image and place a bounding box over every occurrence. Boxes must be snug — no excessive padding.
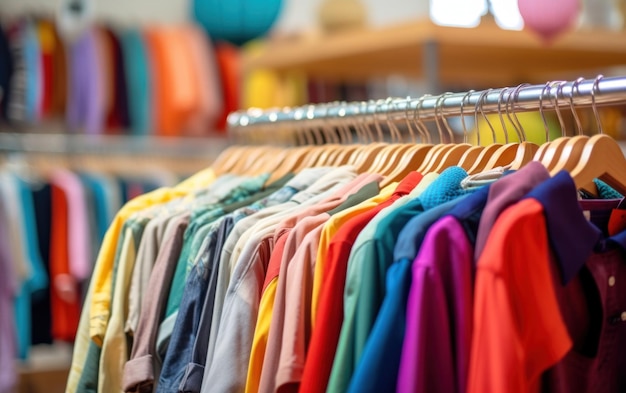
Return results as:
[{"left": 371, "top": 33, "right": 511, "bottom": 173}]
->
[
  {"left": 497, "top": 87, "right": 510, "bottom": 144},
  {"left": 591, "top": 74, "right": 604, "bottom": 134},
  {"left": 505, "top": 83, "right": 529, "bottom": 142},
  {"left": 475, "top": 88, "right": 494, "bottom": 146},
  {"left": 569, "top": 77, "right": 585, "bottom": 136},
  {"left": 459, "top": 89, "right": 475, "bottom": 144},
  {"left": 414, "top": 94, "right": 432, "bottom": 144},
  {"left": 539, "top": 81, "right": 552, "bottom": 144}
]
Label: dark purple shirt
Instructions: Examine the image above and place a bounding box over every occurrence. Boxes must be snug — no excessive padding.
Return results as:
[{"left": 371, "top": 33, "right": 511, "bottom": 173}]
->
[{"left": 528, "top": 172, "right": 626, "bottom": 393}]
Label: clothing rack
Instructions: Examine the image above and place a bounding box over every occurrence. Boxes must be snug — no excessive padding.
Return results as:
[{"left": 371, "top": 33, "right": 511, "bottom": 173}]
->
[{"left": 227, "top": 75, "right": 626, "bottom": 130}]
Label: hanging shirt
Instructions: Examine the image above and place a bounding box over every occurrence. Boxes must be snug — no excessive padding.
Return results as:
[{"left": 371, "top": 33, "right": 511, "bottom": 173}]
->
[
  {"left": 468, "top": 194, "right": 574, "bottom": 392},
  {"left": 524, "top": 173, "right": 626, "bottom": 393},
  {"left": 392, "top": 187, "right": 489, "bottom": 393},
  {"left": 174, "top": 167, "right": 335, "bottom": 393},
  {"left": 4, "top": 173, "right": 48, "bottom": 358},
  {"left": 120, "top": 29, "right": 151, "bottom": 135},
  {"left": 0, "top": 197, "right": 18, "bottom": 393},
  {"left": 66, "top": 27, "right": 105, "bottom": 134},
  {"left": 30, "top": 182, "right": 53, "bottom": 346},
  {"left": 327, "top": 167, "right": 474, "bottom": 393}
]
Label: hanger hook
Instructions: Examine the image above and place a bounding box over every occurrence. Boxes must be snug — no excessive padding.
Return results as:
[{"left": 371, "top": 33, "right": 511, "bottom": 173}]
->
[
  {"left": 504, "top": 85, "right": 520, "bottom": 142},
  {"left": 509, "top": 83, "right": 529, "bottom": 141},
  {"left": 433, "top": 93, "right": 450, "bottom": 144},
  {"left": 374, "top": 99, "right": 388, "bottom": 143},
  {"left": 551, "top": 80, "right": 568, "bottom": 137},
  {"left": 459, "top": 89, "right": 475, "bottom": 144},
  {"left": 475, "top": 89, "right": 494, "bottom": 145},
  {"left": 440, "top": 92, "right": 456, "bottom": 143},
  {"left": 569, "top": 77, "right": 585, "bottom": 136},
  {"left": 591, "top": 74, "right": 604, "bottom": 134},
  {"left": 414, "top": 94, "right": 432, "bottom": 144},
  {"left": 497, "top": 87, "right": 510, "bottom": 143},
  {"left": 403, "top": 96, "right": 417, "bottom": 144},
  {"left": 385, "top": 97, "right": 403, "bottom": 144},
  {"left": 539, "top": 81, "right": 552, "bottom": 144}
]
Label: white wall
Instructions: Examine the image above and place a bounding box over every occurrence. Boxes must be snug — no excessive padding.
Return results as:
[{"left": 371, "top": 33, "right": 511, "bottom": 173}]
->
[
  {"left": 0, "top": 0, "right": 430, "bottom": 32},
  {"left": 0, "top": 0, "right": 191, "bottom": 24}
]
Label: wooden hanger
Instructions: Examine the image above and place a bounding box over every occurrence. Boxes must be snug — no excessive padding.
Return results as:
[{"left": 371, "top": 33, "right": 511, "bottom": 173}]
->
[{"left": 569, "top": 134, "right": 626, "bottom": 196}]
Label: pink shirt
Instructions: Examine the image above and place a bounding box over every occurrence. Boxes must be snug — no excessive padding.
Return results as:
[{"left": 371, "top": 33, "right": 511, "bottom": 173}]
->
[{"left": 50, "top": 169, "right": 91, "bottom": 281}]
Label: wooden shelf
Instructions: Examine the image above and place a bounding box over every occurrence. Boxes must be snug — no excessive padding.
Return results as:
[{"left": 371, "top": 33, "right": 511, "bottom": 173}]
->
[{"left": 243, "top": 19, "right": 626, "bottom": 88}]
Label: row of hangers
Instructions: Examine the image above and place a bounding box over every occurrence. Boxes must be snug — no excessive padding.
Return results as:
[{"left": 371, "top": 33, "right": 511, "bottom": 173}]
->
[{"left": 212, "top": 75, "right": 626, "bottom": 197}]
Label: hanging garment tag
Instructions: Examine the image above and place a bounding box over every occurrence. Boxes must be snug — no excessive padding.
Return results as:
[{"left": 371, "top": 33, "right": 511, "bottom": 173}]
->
[{"left": 608, "top": 199, "right": 626, "bottom": 236}]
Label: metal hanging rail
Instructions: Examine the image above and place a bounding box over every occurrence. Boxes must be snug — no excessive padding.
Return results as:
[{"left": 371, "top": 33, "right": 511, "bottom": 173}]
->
[{"left": 226, "top": 75, "right": 626, "bottom": 130}]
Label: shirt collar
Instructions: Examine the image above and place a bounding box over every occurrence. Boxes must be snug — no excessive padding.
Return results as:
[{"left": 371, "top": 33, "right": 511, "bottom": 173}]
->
[{"left": 526, "top": 171, "right": 602, "bottom": 284}]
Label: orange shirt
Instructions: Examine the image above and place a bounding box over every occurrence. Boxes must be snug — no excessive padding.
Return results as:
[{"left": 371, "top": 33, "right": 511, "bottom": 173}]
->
[
  {"left": 468, "top": 198, "right": 572, "bottom": 393},
  {"left": 50, "top": 183, "right": 80, "bottom": 342}
]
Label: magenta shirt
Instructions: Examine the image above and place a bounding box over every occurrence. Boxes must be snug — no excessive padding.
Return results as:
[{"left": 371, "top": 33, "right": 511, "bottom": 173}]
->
[{"left": 397, "top": 216, "right": 473, "bottom": 393}]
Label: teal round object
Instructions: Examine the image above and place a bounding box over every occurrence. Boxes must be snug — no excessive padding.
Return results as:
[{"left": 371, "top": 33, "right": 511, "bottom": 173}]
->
[{"left": 192, "top": 0, "right": 282, "bottom": 45}]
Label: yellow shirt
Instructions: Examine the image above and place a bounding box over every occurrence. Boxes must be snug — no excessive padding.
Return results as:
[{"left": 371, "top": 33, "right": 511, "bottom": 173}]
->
[
  {"left": 89, "top": 167, "right": 216, "bottom": 344},
  {"left": 310, "top": 182, "right": 398, "bottom": 323}
]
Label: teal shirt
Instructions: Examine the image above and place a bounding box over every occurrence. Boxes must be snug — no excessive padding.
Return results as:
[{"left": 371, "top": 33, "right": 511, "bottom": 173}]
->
[
  {"left": 120, "top": 29, "right": 151, "bottom": 135},
  {"left": 328, "top": 167, "right": 476, "bottom": 393}
]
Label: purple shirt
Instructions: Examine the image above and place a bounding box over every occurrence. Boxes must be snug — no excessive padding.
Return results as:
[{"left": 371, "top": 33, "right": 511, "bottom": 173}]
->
[
  {"left": 474, "top": 161, "right": 550, "bottom": 260},
  {"left": 397, "top": 215, "right": 473, "bottom": 393},
  {"left": 67, "top": 28, "right": 104, "bottom": 134},
  {"left": 528, "top": 172, "right": 626, "bottom": 392}
]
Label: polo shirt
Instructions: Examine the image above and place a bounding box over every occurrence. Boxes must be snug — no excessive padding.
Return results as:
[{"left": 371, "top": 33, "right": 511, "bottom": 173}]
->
[
  {"left": 257, "top": 181, "right": 383, "bottom": 393},
  {"left": 201, "top": 175, "right": 381, "bottom": 393},
  {"left": 327, "top": 167, "right": 473, "bottom": 393},
  {"left": 468, "top": 195, "right": 572, "bottom": 393},
  {"left": 524, "top": 173, "right": 626, "bottom": 393},
  {"left": 299, "top": 173, "right": 423, "bottom": 393},
  {"left": 393, "top": 187, "right": 489, "bottom": 393}
]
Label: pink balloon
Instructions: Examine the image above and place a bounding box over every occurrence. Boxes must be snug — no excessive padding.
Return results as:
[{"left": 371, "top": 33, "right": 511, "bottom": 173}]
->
[{"left": 518, "top": 0, "right": 580, "bottom": 42}]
